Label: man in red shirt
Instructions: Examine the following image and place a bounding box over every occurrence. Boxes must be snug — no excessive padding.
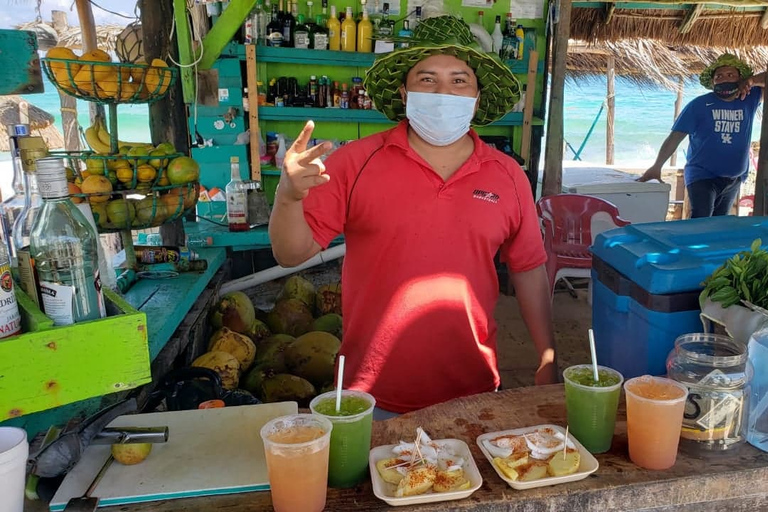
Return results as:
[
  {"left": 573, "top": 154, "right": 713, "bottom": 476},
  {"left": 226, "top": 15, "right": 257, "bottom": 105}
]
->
[{"left": 269, "top": 16, "right": 556, "bottom": 416}]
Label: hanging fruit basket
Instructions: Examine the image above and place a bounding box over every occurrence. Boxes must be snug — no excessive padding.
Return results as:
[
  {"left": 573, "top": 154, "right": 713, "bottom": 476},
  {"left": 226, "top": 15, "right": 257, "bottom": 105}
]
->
[
  {"left": 41, "top": 57, "right": 177, "bottom": 105},
  {"left": 52, "top": 151, "right": 200, "bottom": 233}
]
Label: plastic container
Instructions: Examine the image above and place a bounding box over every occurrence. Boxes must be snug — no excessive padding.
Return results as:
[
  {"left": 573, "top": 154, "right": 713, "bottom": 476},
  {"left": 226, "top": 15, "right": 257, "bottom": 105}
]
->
[
  {"left": 591, "top": 216, "right": 768, "bottom": 378},
  {"left": 0, "top": 427, "right": 28, "bottom": 512},
  {"left": 747, "top": 321, "right": 768, "bottom": 452},
  {"left": 667, "top": 333, "right": 752, "bottom": 452},
  {"left": 275, "top": 134, "right": 287, "bottom": 169}
]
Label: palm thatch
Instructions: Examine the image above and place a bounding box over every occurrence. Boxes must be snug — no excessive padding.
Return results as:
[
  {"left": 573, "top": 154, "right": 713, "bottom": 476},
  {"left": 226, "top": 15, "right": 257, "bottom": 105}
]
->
[
  {"left": 15, "top": 21, "right": 124, "bottom": 52},
  {"left": 571, "top": 7, "right": 767, "bottom": 48},
  {"left": 567, "top": 39, "right": 768, "bottom": 90},
  {"left": 0, "top": 96, "right": 64, "bottom": 151}
]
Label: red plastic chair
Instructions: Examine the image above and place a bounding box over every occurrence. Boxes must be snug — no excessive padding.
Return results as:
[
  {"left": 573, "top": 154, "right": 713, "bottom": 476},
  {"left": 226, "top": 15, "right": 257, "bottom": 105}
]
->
[
  {"left": 739, "top": 194, "right": 754, "bottom": 216},
  {"left": 537, "top": 194, "right": 630, "bottom": 298}
]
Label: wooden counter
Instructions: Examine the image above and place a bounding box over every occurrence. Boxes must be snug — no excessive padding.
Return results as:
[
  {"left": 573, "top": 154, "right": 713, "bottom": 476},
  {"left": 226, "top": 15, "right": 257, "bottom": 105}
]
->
[{"left": 28, "top": 384, "right": 768, "bottom": 511}]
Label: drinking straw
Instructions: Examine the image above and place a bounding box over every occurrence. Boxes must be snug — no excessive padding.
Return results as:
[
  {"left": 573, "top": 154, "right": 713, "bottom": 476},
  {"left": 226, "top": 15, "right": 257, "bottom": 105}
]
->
[
  {"left": 335, "top": 355, "right": 346, "bottom": 413},
  {"left": 563, "top": 425, "right": 569, "bottom": 460},
  {"left": 588, "top": 329, "right": 599, "bottom": 382}
]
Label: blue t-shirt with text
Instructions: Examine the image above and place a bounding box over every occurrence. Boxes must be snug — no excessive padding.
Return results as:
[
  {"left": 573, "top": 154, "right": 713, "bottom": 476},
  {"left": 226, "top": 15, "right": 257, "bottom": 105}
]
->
[{"left": 673, "top": 88, "right": 761, "bottom": 186}]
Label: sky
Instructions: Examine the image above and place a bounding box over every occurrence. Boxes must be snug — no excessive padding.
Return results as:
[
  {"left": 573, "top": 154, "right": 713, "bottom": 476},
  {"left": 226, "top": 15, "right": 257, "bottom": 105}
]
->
[{"left": 0, "top": 0, "right": 135, "bottom": 30}]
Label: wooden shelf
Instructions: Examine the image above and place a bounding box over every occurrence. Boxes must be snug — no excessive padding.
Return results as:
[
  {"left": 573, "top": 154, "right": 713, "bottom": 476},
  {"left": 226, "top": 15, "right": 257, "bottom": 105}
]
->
[{"left": 258, "top": 106, "right": 543, "bottom": 126}]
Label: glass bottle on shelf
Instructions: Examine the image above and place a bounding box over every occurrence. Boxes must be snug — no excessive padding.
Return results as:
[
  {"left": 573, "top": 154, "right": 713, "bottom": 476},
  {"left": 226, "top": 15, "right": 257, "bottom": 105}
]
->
[
  {"left": 327, "top": 6, "right": 341, "bottom": 50},
  {"left": 244, "top": 0, "right": 266, "bottom": 44},
  {"left": 0, "top": 232, "right": 21, "bottom": 339},
  {"left": 378, "top": 3, "right": 394, "bottom": 37},
  {"left": 341, "top": 6, "right": 357, "bottom": 52},
  {"left": 3, "top": 125, "right": 28, "bottom": 263},
  {"left": 477, "top": 11, "right": 487, "bottom": 33},
  {"left": 306, "top": 1, "right": 316, "bottom": 29},
  {"left": 491, "top": 15, "right": 503, "bottom": 56},
  {"left": 397, "top": 19, "right": 412, "bottom": 48},
  {"left": 501, "top": 14, "right": 516, "bottom": 60},
  {"left": 515, "top": 24, "right": 525, "bottom": 60},
  {"left": 267, "top": 2, "right": 284, "bottom": 46},
  {"left": 13, "top": 151, "right": 43, "bottom": 306},
  {"left": 311, "top": 14, "right": 329, "bottom": 49},
  {"left": 29, "top": 157, "right": 105, "bottom": 326},
  {"left": 282, "top": 0, "right": 295, "bottom": 46},
  {"left": 321, "top": 0, "right": 329, "bottom": 24},
  {"left": 226, "top": 157, "right": 249, "bottom": 232},
  {"left": 414, "top": 5, "right": 422, "bottom": 28},
  {"left": 357, "top": 6, "right": 373, "bottom": 52},
  {"left": 294, "top": 14, "right": 310, "bottom": 48}
]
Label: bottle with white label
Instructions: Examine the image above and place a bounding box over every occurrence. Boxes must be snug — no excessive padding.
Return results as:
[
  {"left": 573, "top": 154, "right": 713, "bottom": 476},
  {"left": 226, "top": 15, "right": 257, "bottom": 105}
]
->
[
  {"left": 12, "top": 143, "right": 44, "bottom": 307},
  {"left": 0, "top": 234, "right": 21, "bottom": 339},
  {"left": 29, "top": 157, "right": 105, "bottom": 326},
  {"left": 226, "top": 156, "right": 249, "bottom": 232}
]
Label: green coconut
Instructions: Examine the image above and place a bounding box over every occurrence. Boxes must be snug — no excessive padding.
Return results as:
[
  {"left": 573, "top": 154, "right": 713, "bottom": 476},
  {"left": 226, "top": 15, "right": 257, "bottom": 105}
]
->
[
  {"left": 261, "top": 374, "right": 317, "bottom": 407},
  {"left": 210, "top": 291, "right": 256, "bottom": 334},
  {"left": 315, "top": 282, "right": 342, "bottom": 316},
  {"left": 312, "top": 313, "right": 342, "bottom": 339},
  {"left": 253, "top": 334, "right": 296, "bottom": 374},
  {"left": 284, "top": 331, "right": 341, "bottom": 387},
  {"left": 266, "top": 299, "right": 314, "bottom": 337},
  {"left": 277, "top": 275, "right": 316, "bottom": 308}
]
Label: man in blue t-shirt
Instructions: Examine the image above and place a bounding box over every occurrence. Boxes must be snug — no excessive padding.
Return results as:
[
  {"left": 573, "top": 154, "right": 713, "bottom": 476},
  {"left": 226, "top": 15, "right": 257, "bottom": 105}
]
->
[{"left": 639, "top": 54, "right": 765, "bottom": 218}]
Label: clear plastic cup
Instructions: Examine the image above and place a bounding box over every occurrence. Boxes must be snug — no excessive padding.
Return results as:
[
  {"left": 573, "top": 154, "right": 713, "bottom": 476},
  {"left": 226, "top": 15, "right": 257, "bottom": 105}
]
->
[
  {"left": 310, "top": 390, "right": 375, "bottom": 488},
  {"left": 260, "top": 414, "right": 333, "bottom": 512},
  {"left": 624, "top": 375, "right": 689, "bottom": 470},
  {"left": 0, "top": 427, "right": 28, "bottom": 512},
  {"left": 564, "top": 364, "right": 624, "bottom": 453}
]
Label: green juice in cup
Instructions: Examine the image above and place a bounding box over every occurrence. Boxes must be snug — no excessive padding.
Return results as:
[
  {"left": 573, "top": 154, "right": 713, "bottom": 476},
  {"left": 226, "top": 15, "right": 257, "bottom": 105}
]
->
[
  {"left": 564, "top": 365, "right": 624, "bottom": 454},
  {"left": 310, "top": 390, "right": 375, "bottom": 488}
]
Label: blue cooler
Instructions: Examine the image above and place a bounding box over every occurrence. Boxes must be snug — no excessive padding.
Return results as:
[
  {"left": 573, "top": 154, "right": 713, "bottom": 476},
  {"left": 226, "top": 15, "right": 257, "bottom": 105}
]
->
[{"left": 591, "top": 216, "right": 768, "bottom": 379}]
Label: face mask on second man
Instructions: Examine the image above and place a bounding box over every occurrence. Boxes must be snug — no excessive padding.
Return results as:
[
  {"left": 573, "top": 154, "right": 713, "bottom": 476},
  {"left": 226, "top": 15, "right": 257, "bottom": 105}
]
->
[
  {"left": 405, "top": 91, "right": 478, "bottom": 146},
  {"left": 713, "top": 81, "right": 740, "bottom": 99}
]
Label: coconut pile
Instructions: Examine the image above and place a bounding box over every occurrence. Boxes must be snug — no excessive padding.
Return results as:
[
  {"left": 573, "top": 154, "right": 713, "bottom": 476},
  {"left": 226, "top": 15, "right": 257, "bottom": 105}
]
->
[{"left": 192, "top": 275, "right": 342, "bottom": 406}]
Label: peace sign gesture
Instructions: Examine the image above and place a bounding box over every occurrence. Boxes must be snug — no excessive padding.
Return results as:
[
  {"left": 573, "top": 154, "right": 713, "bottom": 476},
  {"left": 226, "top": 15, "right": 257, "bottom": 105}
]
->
[{"left": 277, "top": 121, "right": 333, "bottom": 202}]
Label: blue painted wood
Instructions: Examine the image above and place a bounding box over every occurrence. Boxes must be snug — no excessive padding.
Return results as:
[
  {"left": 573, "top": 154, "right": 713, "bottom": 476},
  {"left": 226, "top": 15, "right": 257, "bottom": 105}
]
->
[
  {"left": 122, "top": 248, "right": 227, "bottom": 360},
  {"left": 192, "top": 145, "right": 249, "bottom": 191},
  {"left": 184, "top": 221, "right": 272, "bottom": 250},
  {"left": 0, "top": 29, "right": 44, "bottom": 94}
]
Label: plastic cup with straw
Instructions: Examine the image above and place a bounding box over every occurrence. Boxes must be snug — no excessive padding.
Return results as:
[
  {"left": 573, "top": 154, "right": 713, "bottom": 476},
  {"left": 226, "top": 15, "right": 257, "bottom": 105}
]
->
[
  {"left": 562, "top": 329, "right": 624, "bottom": 453},
  {"left": 310, "top": 355, "right": 376, "bottom": 488}
]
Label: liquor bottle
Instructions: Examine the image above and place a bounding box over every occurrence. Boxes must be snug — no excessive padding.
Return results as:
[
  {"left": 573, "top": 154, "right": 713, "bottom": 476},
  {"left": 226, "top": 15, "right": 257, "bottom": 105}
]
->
[
  {"left": 13, "top": 146, "right": 44, "bottom": 306},
  {"left": 515, "top": 24, "right": 525, "bottom": 60},
  {"left": 333, "top": 81, "right": 341, "bottom": 107},
  {"left": 501, "top": 14, "right": 516, "bottom": 61},
  {"left": 341, "top": 6, "right": 357, "bottom": 52},
  {"left": 282, "top": 0, "right": 295, "bottom": 46},
  {"left": 226, "top": 157, "right": 249, "bottom": 232},
  {"left": 396, "top": 19, "right": 412, "bottom": 48},
  {"left": 324, "top": 76, "right": 333, "bottom": 106},
  {"left": 356, "top": 0, "right": 366, "bottom": 22},
  {"left": 371, "top": 0, "right": 381, "bottom": 33},
  {"left": 414, "top": 5, "right": 422, "bottom": 28},
  {"left": 477, "top": 11, "right": 488, "bottom": 34},
  {"left": 306, "top": 1, "right": 316, "bottom": 29},
  {"left": 29, "top": 157, "right": 105, "bottom": 325},
  {"left": 327, "top": 5, "right": 341, "bottom": 50},
  {"left": 378, "top": 3, "right": 394, "bottom": 37},
  {"left": 340, "top": 83, "right": 349, "bottom": 108},
  {"left": 244, "top": 0, "right": 266, "bottom": 44},
  {"left": 311, "top": 14, "right": 329, "bottom": 49},
  {"left": 309, "top": 75, "right": 319, "bottom": 105},
  {"left": 0, "top": 234, "right": 21, "bottom": 339},
  {"left": 3, "top": 125, "right": 27, "bottom": 262},
  {"left": 294, "top": 14, "right": 310, "bottom": 48},
  {"left": 491, "top": 15, "right": 503, "bottom": 56},
  {"left": 321, "top": 0, "right": 328, "bottom": 24},
  {"left": 357, "top": 7, "right": 373, "bottom": 52},
  {"left": 267, "top": 3, "right": 284, "bottom": 46}
]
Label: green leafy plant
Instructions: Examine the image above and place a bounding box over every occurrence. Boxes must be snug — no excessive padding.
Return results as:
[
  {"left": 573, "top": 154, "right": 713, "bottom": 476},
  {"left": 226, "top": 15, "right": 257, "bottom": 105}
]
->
[{"left": 701, "top": 238, "right": 768, "bottom": 309}]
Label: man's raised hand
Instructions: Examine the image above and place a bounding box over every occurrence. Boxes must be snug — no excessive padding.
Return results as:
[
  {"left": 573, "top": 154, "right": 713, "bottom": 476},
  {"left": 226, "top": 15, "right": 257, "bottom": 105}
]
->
[{"left": 277, "top": 120, "right": 333, "bottom": 202}]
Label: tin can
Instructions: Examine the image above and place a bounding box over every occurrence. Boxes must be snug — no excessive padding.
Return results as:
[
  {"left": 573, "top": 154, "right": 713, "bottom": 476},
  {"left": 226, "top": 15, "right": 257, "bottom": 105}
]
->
[{"left": 667, "top": 333, "right": 753, "bottom": 452}]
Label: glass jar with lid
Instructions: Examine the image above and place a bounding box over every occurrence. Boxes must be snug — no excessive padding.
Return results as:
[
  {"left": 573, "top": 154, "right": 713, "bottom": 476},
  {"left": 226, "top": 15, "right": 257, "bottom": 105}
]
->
[{"left": 667, "top": 333, "right": 753, "bottom": 452}]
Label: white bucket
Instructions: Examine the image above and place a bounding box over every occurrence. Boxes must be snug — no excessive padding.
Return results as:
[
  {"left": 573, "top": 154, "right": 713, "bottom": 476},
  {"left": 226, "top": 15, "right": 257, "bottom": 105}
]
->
[{"left": 0, "top": 427, "right": 28, "bottom": 512}]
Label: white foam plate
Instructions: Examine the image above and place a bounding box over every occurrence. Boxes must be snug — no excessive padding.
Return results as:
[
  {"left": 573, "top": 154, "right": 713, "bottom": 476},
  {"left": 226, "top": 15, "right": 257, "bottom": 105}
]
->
[
  {"left": 368, "top": 439, "right": 483, "bottom": 507},
  {"left": 477, "top": 424, "right": 599, "bottom": 490}
]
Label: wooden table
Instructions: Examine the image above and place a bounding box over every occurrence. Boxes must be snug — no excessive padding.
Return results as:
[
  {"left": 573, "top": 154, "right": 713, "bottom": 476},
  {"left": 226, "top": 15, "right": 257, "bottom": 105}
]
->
[{"left": 28, "top": 384, "right": 768, "bottom": 511}]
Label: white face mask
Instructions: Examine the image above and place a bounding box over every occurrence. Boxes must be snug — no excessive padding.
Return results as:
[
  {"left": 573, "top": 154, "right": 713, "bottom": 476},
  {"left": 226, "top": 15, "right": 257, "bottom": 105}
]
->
[{"left": 405, "top": 91, "right": 478, "bottom": 147}]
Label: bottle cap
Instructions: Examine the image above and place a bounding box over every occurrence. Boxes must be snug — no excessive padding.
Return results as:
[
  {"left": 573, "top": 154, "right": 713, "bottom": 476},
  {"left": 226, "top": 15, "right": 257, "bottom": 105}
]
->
[
  {"left": 230, "top": 156, "right": 239, "bottom": 163},
  {"left": 35, "top": 157, "right": 69, "bottom": 199}
]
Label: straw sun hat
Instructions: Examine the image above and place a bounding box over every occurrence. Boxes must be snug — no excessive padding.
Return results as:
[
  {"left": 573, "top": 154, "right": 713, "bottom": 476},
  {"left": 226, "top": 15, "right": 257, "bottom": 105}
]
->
[
  {"left": 699, "top": 53, "right": 753, "bottom": 90},
  {"left": 363, "top": 15, "right": 521, "bottom": 126}
]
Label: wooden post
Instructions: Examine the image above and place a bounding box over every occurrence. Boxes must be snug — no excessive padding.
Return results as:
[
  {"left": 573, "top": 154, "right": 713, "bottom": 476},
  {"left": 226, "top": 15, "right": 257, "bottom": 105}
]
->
[
  {"left": 761, "top": 8, "right": 768, "bottom": 29},
  {"left": 606, "top": 55, "right": 615, "bottom": 165},
  {"left": 520, "top": 50, "right": 539, "bottom": 167},
  {"left": 173, "top": 0, "right": 197, "bottom": 104},
  {"left": 755, "top": 67, "right": 768, "bottom": 216},
  {"left": 670, "top": 77, "right": 684, "bottom": 167},
  {"left": 543, "top": 0, "right": 572, "bottom": 197},
  {"left": 143, "top": 0, "right": 190, "bottom": 246},
  {"left": 74, "top": 0, "right": 101, "bottom": 122},
  {"left": 51, "top": 10, "right": 80, "bottom": 152}
]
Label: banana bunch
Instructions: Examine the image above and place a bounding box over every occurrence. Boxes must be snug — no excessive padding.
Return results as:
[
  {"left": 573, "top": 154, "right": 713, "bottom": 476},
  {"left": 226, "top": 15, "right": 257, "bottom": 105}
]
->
[{"left": 84, "top": 118, "right": 153, "bottom": 155}]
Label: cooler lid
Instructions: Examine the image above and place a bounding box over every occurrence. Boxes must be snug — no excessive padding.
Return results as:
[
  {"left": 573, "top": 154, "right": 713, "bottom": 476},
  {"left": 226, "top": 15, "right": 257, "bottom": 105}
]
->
[
  {"left": 591, "top": 216, "right": 768, "bottom": 294},
  {"left": 562, "top": 166, "right": 671, "bottom": 193}
]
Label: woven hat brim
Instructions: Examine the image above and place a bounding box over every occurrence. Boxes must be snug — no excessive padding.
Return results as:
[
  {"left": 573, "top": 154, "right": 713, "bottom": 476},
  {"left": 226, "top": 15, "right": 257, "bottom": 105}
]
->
[
  {"left": 700, "top": 55, "right": 753, "bottom": 90},
  {"left": 363, "top": 44, "right": 522, "bottom": 126}
]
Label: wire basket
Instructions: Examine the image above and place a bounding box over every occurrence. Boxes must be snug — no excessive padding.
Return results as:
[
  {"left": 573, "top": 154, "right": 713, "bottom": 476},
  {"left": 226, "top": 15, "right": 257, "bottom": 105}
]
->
[
  {"left": 41, "top": 58, "right": 177, "bottom": 104},
  {"left": 51, "top": 151, "right": 199, "bottom": 233}
]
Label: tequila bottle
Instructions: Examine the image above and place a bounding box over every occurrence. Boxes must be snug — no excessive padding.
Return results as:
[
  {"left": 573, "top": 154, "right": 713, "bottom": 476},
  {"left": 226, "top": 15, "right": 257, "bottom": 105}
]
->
[
  {"left": 0, "top": 234, "right": 21, "bottom": 339},
  {"left": 29, "top": 157, "right": 105, "bottom": 325},
  {"left": 226, "top": 157, "right": 249, "bottom": 232},
  {"left": 3, "top": 125, "right": 27, "bottom": 263},
  {"left": 12, "top": 154, "right": 43, "bottom": 306}
]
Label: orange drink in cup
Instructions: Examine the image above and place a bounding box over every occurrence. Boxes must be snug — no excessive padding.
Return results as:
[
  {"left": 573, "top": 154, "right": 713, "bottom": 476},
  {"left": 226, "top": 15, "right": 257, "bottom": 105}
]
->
[
  {"left": 624, "top": 376, "right": 688, "bottom": 470},
  {"left": 260, "top": 414, "right": 333, "bottom": 512}
]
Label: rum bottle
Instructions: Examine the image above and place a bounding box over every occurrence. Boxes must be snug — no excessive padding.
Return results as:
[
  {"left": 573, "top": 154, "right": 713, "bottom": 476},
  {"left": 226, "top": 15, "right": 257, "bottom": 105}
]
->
[{"left": 226, "top": 157, "right": 249, "bottom": 232}]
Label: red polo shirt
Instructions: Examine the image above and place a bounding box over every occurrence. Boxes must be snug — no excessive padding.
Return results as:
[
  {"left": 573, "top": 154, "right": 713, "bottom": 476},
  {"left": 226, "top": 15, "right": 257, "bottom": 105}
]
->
[{"left": 303, "top": 121, "right": 546, "bottom": 412}]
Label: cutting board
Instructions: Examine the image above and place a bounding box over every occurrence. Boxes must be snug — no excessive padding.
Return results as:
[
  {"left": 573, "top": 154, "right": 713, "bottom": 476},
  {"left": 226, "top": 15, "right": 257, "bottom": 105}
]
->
[{"left": 50, "top": 402, "right": 298, "bottom": 510}]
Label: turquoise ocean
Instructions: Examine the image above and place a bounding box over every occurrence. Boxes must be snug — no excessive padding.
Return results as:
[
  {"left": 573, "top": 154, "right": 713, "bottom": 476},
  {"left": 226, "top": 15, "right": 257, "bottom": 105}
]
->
[{"left": 0, "top": 74, "right": 761, "bottom": 169}]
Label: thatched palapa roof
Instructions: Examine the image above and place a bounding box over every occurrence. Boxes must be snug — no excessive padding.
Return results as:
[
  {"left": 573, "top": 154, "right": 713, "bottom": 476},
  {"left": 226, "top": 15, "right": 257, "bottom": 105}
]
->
[
  {"left": 0, "top": 96, "right": 64, "bottom": 151},
  {"left": 571, "top": 5, "right": 768, "bottom": 48},
  {"left": 567, "top": 39, "right": 768, "bottom": 90},
  {"left": 15, "top": 21, "right": 124, "bottom": 52}
]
